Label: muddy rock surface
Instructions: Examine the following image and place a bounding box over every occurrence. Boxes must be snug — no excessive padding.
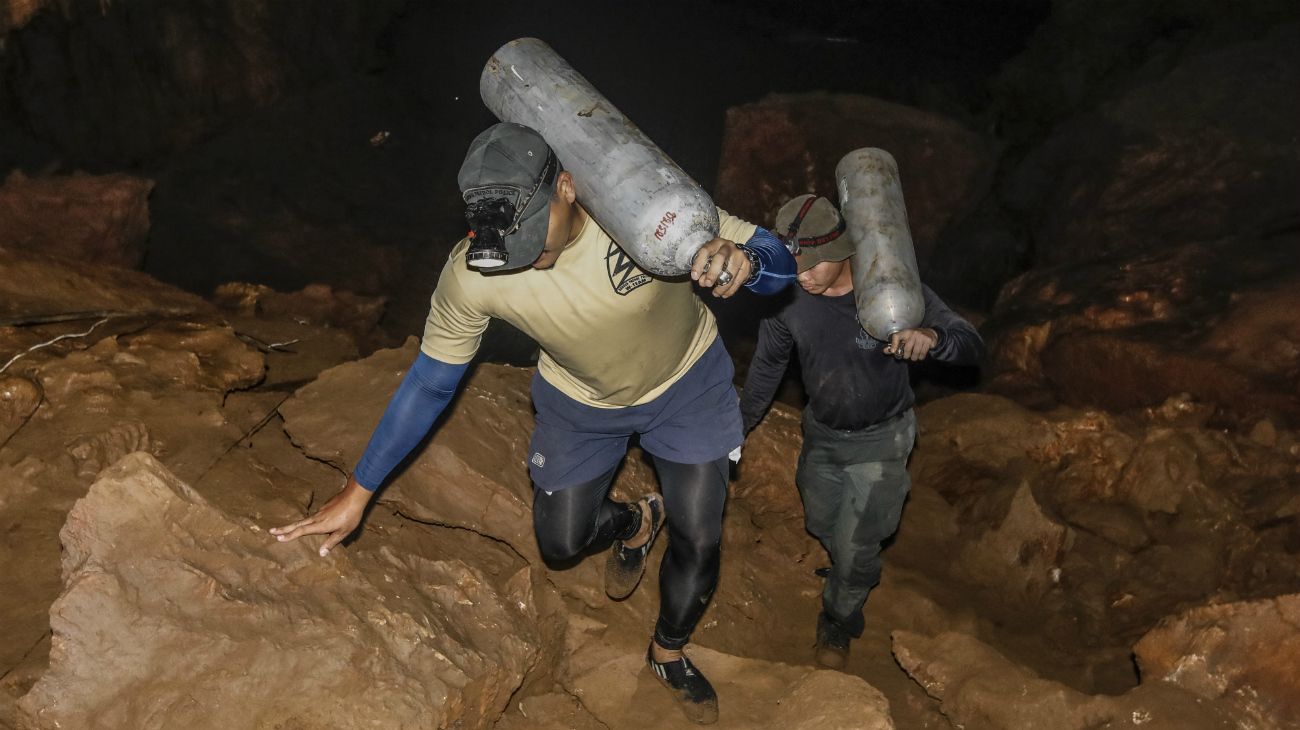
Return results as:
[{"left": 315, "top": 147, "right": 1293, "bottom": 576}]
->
[
  {"left": 893, "top": 630, "right": 1240, "bottom": 730},
  {"left": 566, "top": 629, "right": 894, "bottom": 730},
  {"left": 984, "top": 233, "right": 1300, "bottom": 426},
  {"left": 0, "top": 171, "right": 154, "bottom": 268},
  {"left": 1135, "top": 593, "right": 1300, "bottom": 729},
  {"left": 0, "top": 247, "right": 211, "bottom": 325},
  {"left": 896, "top": 393, "right": 1300, "bottom": 694},
  {"left": 19, "top": 452, "right": 539, "bottom": 730}
]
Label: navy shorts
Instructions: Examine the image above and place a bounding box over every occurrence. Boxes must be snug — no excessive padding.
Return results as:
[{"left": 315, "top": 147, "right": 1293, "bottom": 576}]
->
[{"left": 528, "top": 336, "right": 743, "bottom": 490}]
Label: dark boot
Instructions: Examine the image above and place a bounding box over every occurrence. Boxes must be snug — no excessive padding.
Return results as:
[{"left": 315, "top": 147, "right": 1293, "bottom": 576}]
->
[{"left": 814, "top": 611, "right": 851, "bottom": 670}]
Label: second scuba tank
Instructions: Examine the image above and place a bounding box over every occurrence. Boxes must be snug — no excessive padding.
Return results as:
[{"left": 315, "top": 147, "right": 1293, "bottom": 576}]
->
[
  {"left": 479, "top": 38, "right": 718, "bottom": 276},
  {"left": 835, "top": 148, "right": 924, "bottom": 340}
]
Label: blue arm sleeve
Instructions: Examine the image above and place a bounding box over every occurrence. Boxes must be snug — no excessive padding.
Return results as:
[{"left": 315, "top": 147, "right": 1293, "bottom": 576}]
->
[
  {"left": 352, "top": 352, "right": 470, "bottom": 491},
  {"left": 741, "top": 227, "right": 798, "bottom": 295}
]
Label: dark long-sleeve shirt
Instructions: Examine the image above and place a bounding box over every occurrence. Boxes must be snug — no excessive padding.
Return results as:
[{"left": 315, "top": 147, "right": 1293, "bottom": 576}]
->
[{"left": 740, "top": 284, "right": 984, "bottom": 433}]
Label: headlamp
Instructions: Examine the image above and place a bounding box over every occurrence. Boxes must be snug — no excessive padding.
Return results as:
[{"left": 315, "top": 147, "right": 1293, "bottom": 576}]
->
[
  {"left": 465, "top": 196, "right": 516, "bottom": 268},
  {"left": 462, "top": 148, "right": 559, "bottom": 270}
]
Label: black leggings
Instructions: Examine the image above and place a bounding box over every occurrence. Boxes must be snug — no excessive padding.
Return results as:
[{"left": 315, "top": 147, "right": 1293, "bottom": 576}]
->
[{"left": 533, "top": 455, "right": 729, "bottom": 650}]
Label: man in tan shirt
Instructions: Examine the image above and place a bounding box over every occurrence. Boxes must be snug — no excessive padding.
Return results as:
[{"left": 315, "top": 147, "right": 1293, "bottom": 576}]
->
[{"left": 273, "top": 122, "right": 795, "bottom": 724}]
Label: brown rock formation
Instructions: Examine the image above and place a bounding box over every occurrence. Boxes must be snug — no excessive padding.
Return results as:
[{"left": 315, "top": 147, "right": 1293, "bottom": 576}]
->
[
  {"left": 713, "top": 92, "right": 993, "bottom": 265},
  {"left": 566, "top": 619, "right": 894, "bottom": 730},
  {"left": 0, "top": 171, "right": 154, "bottom": 268},
  {"left": 18, "top": 452, "right": 540, "bottom": 729},
  {"left": 897, "top": 393, "right": 1300, "bottom": 691},
  {"left": 0, "top": 247, "right": 211, "bottom": 326},
  {"left": 984, "top": 234, "right": 1300, "bottom": 426},
  {"left": 893, "top": 630, "right": 1240, "bottom": 729},
  {"left": 0, "top": 376, "right": 40, "bottom": 448},
  {"left": 1135, "top": 594, "right": 1300, "bottom": 729}
]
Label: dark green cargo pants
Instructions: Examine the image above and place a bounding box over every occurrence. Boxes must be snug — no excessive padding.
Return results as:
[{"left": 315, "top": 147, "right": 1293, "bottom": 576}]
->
[{"left": 796, "top": 407, "right": 917, "bottom": 637}]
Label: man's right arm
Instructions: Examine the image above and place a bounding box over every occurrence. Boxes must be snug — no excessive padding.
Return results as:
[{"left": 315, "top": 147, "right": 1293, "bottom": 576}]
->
[
  {"left": 353, "top": 354, "right": 469, "bottom": 490},
  {"left": 272, "top": 247, "right": 490, "bottom": 555},
  {"left": 740, "top": 315, "right": 795, "bottom": 434}
]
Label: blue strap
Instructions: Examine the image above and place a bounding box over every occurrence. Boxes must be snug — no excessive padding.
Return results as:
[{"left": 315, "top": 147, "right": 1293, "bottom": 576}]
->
[{"left": 353, "top": 353, "right": 469, "bottom": 491}]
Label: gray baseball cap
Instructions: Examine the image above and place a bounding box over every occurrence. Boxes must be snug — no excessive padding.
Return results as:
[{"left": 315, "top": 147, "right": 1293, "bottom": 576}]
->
[
  {"left": 458, "top": 123, "right": 559, "bottom": 271},
  {"left": 774, "top": 194, "right": 853, "bottom": 273}
]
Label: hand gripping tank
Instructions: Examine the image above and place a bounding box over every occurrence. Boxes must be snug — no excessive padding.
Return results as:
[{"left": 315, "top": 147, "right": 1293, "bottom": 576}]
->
[
  {"left": 835, "top": 148, "right": 924, "bottom": 340},
  {"left": 480, "top": 38, "right": 718, "bottom": 276}
]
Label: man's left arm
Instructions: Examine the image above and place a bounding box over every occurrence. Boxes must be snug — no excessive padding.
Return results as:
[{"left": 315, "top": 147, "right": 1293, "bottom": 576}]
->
[
  {"left": 917, "top": 285, "right": 985, "bottom": 365},
  {"left": 690, "top": 209, "right": 796, "bottom": 298}
]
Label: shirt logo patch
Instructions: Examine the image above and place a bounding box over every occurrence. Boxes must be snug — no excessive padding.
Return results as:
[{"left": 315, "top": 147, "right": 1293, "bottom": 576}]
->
[
  {"left": 855, "top": 328, "right": 884, "bottom": 351},
  {"left": 606, "top": 241, "right": 652, "bottom": 296},
  {"left": 530, "top": 452, "right": 546, "bottom": 468}
]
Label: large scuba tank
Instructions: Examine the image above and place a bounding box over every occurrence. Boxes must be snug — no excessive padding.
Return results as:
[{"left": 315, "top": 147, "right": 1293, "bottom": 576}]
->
[
  {"left": 835, "top": 148, "right": 924, "bottom": 340},
  {"left": 479, "top": 38, "right": 718, "bottom": 276}
]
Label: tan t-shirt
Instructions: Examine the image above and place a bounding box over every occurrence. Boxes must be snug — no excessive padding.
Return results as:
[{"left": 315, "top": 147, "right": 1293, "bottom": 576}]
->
[{"left": 421, "top": 208, "right": 757, "bottom": 408}]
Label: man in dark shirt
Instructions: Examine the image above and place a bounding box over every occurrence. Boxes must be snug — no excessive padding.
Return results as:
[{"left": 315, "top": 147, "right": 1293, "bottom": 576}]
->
[{"left": 739, "top": 194, "right": 984, "bottom": 669}]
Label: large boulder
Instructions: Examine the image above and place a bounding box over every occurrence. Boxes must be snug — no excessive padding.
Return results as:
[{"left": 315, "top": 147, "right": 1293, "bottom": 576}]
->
[
  {"left": 893, "top": 630, "right": 1240, "bottom": 729},
  {"left": 0, "top": 171, "right": 154, "bottom": 269},
  {"left": 0, "top": 247, "right": 212, "bottom": 327},
  {"left": 894, "top": 393, "right": 1300, "bottom": 690},
  {"left": 18, "top": 452, "right": 540, "bottom": 729},
  {"left": 1135, "top": 594, "right": 1300, "bottom": 729},
  {"left": 983, "top": 234, "right": 1300, "bottom": 426},
  {"left": 713, "top": 92, "right": 993, "bottom": 266}
]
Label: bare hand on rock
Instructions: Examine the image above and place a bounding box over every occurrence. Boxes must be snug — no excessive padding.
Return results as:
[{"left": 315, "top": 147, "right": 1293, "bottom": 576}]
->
[{"left": 270, "top": 476, "right": 373, "bottom": 557}]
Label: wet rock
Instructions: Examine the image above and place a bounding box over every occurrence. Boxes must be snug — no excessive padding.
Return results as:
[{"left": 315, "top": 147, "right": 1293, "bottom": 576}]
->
[
  {"left": 118, "top": 322, "right": 266, "bottom": 392},
  {"left": 0, "top": 171, "right": 154, "bottom": 268},
  {"left": 1250, "top": 419, "right": 1279, "bottom": 448},
  {"left": 1134, "top": 594, "right": 1300, "bottom": 729},
  {"left": 494, "top": 693, "right": 606, "bottom": 730},
  {"left": 893, "top": 630, "right": 1240, "bottom": 729},
  {"left": 0, "top": 376, "right": 41, "bottom": 448},
  {"left": 567, "top": 635, "right": 894, "bottom": 729},
  {"left": 954, "top": 482, "right": 1068, "bottom": 603},
  {"left": 1, "top": 310, "right": 274, "bottom": 723},
  {"left": 984, "top": 234, "right": 1300, "bottom": 427},
  {"left": 714, "top": 92, "right": 993, "bottom": 265},
  {"left": 18, "top": 452, "right": 539, "bottom": 730},
  {"left": 213, "top": 281, "right": 386, "bottom": 343},
  {"left": 900, "top": 393, "right": 1300, "bottom": 689},
  {"left": 0, "top": 247, "right": 211, "bottom": 327}
]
